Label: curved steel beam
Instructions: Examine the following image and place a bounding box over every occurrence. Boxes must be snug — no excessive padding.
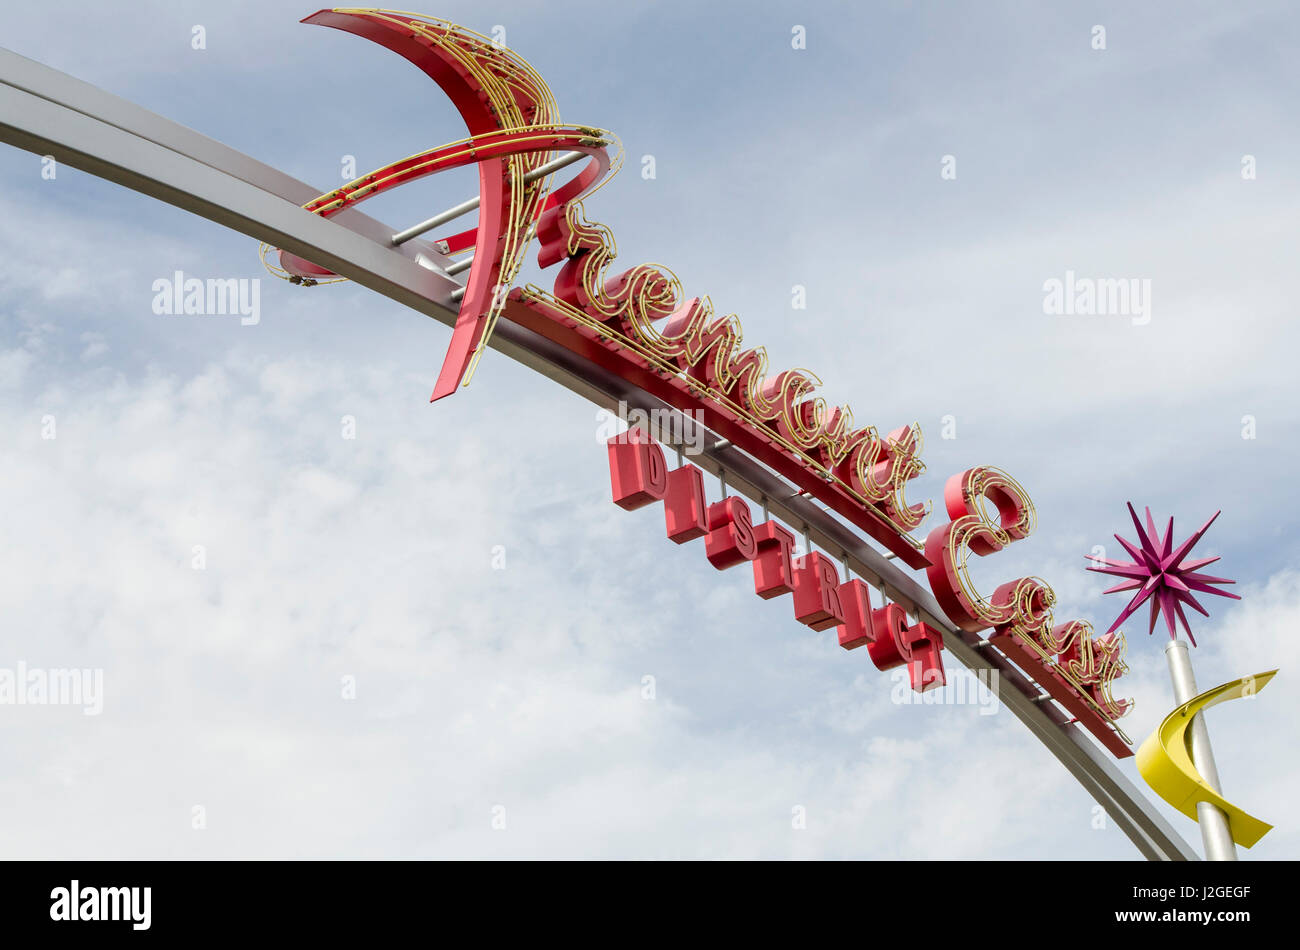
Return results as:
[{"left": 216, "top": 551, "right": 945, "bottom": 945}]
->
[{"left": 0, "top": 47, "right": 1198, "bottom": 861}]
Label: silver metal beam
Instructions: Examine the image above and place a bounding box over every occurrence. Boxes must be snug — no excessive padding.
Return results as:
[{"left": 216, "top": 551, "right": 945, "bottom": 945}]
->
[
  {"left": 0, "top": 47, "right": 1197, "bottom": 861},
  {"left": 0, "top": 49, "right": 452, "bottom": 269},
  {"left": 0, "top": 52, "right": 462, "bottom": 315}
]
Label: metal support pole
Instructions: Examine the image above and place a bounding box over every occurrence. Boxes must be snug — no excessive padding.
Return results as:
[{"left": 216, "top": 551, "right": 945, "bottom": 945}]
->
[
  {"left": 391, "top": 194, "right": 480, "bottom": 246},
  {"left": 390, "top": 150, "right": 585, "bottom": 246},
  {"left": 1164, "top": 640, "right": 1237, "bottom": 861}
]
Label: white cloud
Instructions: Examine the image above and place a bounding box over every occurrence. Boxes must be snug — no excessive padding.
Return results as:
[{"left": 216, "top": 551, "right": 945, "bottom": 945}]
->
[{"left": 0, "top": 337, "right": 1158, "bottom": 859}]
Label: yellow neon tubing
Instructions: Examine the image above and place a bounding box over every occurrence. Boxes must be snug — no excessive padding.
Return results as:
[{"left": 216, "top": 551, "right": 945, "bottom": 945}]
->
[{"left": 1135, "top": 669, "right": 1278, "bottom": 848}]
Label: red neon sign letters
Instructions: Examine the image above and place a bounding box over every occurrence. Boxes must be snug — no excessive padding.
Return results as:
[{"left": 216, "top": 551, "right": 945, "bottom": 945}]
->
[{"left": 609, "top": 429, "right": 947, "bottom": 694}]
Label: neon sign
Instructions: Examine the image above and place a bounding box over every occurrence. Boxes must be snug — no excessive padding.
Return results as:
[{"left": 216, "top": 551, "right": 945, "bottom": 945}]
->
[
  {"left": 266, "top": 8, "right": 1133, "bottom": 757},
  {"left": 607, "top": 428, "right": 947, "bottom": 693}
]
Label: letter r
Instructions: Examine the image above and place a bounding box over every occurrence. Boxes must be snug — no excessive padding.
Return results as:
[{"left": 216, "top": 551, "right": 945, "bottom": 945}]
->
[{"left": 792, "top": 552, "right": 844, "bottom": 630}]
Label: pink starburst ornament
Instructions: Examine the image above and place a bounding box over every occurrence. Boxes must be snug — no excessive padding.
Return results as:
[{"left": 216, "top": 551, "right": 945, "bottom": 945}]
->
[{"left": 1086, "top": 504, "right": 1240, "bottom": 647}]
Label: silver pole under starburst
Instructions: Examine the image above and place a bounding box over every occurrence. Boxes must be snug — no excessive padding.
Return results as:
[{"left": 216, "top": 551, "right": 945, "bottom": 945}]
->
[{"left": 1088, "top": 504, "right": 1242, "bottom": 861}]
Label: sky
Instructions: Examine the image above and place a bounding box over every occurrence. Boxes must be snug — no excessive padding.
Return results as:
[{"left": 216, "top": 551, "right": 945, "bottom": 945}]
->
[{"left": 0, "top": 0, "right": 1296, "bottom": 858}]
